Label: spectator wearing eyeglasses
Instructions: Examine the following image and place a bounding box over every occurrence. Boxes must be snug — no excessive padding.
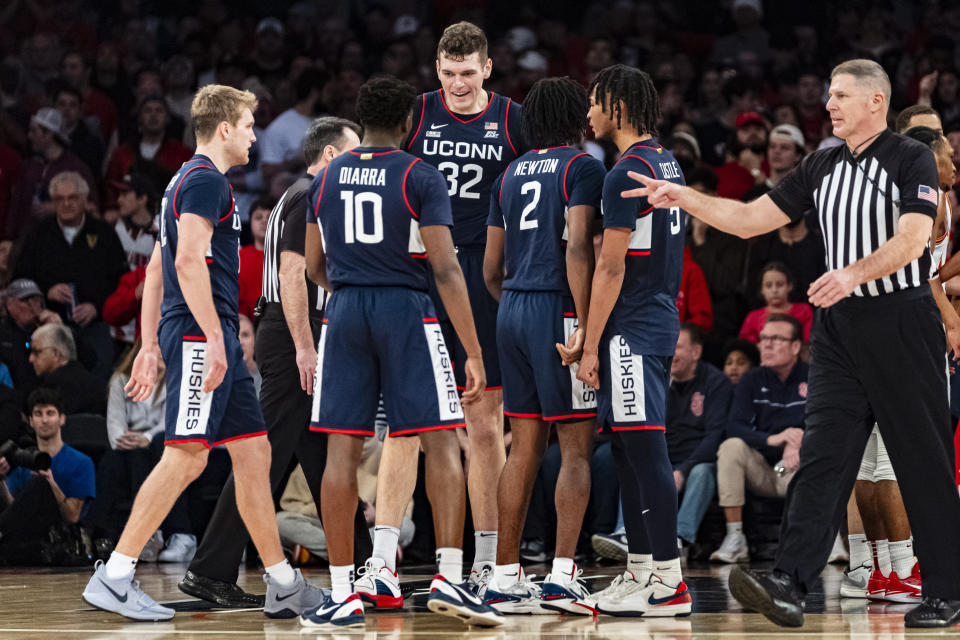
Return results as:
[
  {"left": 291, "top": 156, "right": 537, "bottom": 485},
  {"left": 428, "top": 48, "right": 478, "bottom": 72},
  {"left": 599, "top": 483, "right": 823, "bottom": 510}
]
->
[
  {"left": 27, "top": 310, "right": 106, "bottom": 415},
  {"left": 710, "top": 314, "right": 807, "bottom": 564}
]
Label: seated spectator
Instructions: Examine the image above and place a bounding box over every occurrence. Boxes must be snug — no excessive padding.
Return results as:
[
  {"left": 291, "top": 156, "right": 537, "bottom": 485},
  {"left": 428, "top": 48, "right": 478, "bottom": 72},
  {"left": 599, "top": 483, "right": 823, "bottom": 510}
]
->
[
  {"left": 238, "top": 198, "right": 271, "bottom": 321},
  {"left": 668, "top": 324, "right": 733, "bottom": 553},
  {"left": 722, "top": 338, "right": 760, "bottom": 386},
  {"left": 259, "top": 68, "right": 326, "bottom": 185},
  {"left": 742, "top": 124, "right": 805, "bottom": 201},
  {"left": 14, "top": 170, "right": 128, "bottom": 379},
  {"left": 29, "top": 324, "right": 106, "bottom": 415},
  {"left": 102, "top": 265, "right": 146, "bottom": 341},
  {"left": 8, "top": 109, "right": 97, "bottom": 239},
  {"left": 0, "top": 388, "right": 95, "bottom": 564},
  {"left": 238, "top": 314, "right": 261, "bottom": 396},
  {"left": 746, "top": 212, "right": 826, "bottom": 308},
  {"left": 711, "top": 314, "right": 808, "bottom": 563},
  {"left": 715, "top": 111, "right": 769, "bottom": 201},
  {"left": 105, "top": 339, "right": 165, "bottom": 450},
  {"left": 111, "top": 173, "right": 158, "bottom": 269},
  {"left": 53, "top": 84, "right": 106, "bottom": 180},
  {"left": 0, "top": 278, "right": 65, "bottom": 390},
  {"left": 104, "top": 95, "right": 193, "bottom": 207},
  {"left": 739, "top": 262, "right": 813, "bottom": 344},
  {"left": 677, "top": 246, "right": 713, "bottom": 332},
  {"left": 60, "top": 51, "right": 118, "bottom": 142}
]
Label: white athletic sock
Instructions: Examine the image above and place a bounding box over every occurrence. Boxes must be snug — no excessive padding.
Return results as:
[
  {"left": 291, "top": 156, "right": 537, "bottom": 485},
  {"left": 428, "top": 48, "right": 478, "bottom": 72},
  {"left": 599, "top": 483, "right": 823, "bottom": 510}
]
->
[
  {"left": 889, "top": 538, "right": 915, "bottom": 577},
  {"left": 330, "top": 564, "right": 355, "bottom": 602},
  {"left": 848, "top": 534, "right": 873, "bottom": 570},
  {"left": 104, "top": 551, "right": 137, "bottom": 580},
  {"left": 493, "top": 562, "right": 521, "bottom": 587},
  {"left": 436, "top": 547, "right": 463, "bottom": 583},
  {"left": 373, "top": 525, "right": 400, "bottom": 572},
  {"left": 726, "top": 521, "right": 743, "bottom": 535},
  {"left": 653, "top": 558, "right": 683, "bottom": 587},
  {"left": 876, "top": 539, "right": 892, "bottom": 577},
  {"left": 627, "top": 553, "right": 653, "bottom": 582},
  {"left": 551, "top": 557, "right": 576, "bottom": 583},
  {"left": 474, "top": 531, "right": 497, "bottom": 568},
  {"left": 265, "top": 559, "right": 297, "bottom": 588}
]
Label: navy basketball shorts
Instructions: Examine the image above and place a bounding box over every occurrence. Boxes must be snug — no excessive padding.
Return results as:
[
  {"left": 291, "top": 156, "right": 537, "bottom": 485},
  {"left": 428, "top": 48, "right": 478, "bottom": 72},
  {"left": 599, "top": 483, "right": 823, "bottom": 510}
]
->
[
  {"left": 596, "top": 330, "right": 670, "bottom": 433},
  {"left": 497, "top": 290, "right": 597, "bottom": 423},
  {"left": 161, "top": 314, "right": 266, "bottom": 448},
  {"left": 429, "top": 245, "right": 501, "bottom": 391},
  {"left": 310, "top": 286, "right": 466, "bottom": 437}
]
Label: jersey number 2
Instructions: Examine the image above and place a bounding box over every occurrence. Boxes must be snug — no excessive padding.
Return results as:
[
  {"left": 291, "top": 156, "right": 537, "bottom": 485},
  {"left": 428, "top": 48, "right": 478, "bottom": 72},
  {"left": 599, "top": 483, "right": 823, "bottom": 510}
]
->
[
  {"left": 519, "top": 181, "right": 541, "bottom": 230},
  {"left": 341, "top": 191, "right": 383, "bottom": 244}
]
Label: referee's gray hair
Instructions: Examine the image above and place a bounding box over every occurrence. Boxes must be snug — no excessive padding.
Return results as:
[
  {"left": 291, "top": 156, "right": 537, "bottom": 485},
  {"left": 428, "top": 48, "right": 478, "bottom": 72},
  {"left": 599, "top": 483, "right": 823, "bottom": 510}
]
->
[
  {"left": 302, "top": 116, "right": 362, "bottom": 166},
  {"left": 831, "top": 59, "right": 891, "bottom": 105},
  {"left": 33, "top": 324, "right": 77, "bottom": 362}
]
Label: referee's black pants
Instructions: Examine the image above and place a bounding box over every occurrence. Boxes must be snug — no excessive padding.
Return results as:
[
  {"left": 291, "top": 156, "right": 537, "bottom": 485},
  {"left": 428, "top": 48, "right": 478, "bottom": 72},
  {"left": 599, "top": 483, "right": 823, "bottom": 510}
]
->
[
  {"left": 774, "top": 287, "right": 960, "bottom": 599},
  {"left": 188, "top": 306, "right": 372, "bottom": 583}
]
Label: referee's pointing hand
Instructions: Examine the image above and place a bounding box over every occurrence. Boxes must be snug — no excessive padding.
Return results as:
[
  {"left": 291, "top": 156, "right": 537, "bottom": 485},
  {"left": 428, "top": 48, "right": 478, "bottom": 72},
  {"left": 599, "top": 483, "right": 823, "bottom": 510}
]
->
[
  {"left": 808, "top": 268, "right": 858, "bottom": 308},
  {"left": 620, "top": 171, "right": 685, "bottom": 208}
]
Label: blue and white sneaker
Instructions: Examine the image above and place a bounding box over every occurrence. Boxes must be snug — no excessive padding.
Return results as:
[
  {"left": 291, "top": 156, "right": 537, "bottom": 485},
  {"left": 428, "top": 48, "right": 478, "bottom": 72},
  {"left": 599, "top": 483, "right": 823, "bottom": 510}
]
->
[
  {"left": 483, "top": 570, "right": 550, "bottom": 615},
  {"left": 264, "top": 568, "right": 328, "bottom": 618},
  {"left": 540, "top": 566, "right": 597, "bottom": 615},
  {"left": 300, "top": 592, "right": 365, "bottom": 628},
  {"left": 427, "top": 574, "right": 504, "bottom": 627},
  {"left": 355, "top": 558, "right": 403, "bottom": 609},
  {"left": 82, "top": 560, "right": 175, "bottom": 621},
  {"left": 591, "top": 528, "right": 628, "bottom": 562},
  {"left": 467, "top": 562, "right": 493, "bottom": 596}
]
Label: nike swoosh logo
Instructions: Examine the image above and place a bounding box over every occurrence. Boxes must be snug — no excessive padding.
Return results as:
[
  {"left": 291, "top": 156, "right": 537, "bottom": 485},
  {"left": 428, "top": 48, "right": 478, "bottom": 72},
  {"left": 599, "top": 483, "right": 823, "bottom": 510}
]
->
[
  {"left": 649, "top": 588, "right": 687, "bottom": 606},
  {"left": 478, "top": 532, "right": 496, "bottom": 537},
  {"left": 275, "top": 590, "right": 299, "bottom": 602},
  {"left": 504, "top": 572, "right": 518, "bottom": 577},
  {"left": 642, "top": 508, "right": 650, "bottom": 514},
  {"left": 430, "top": 124, "right": 448, "bottom": 129},
  {"left": 98, "top": 579, "right": 128, "bottom": 603}
]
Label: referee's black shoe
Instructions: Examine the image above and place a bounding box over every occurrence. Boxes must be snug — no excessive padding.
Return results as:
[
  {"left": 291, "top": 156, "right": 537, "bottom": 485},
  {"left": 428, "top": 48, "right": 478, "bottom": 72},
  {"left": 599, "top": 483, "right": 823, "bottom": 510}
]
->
[
  {"left": 179, "top": 570, "right": 266, "bottom": 608},
  {"left": 728, "top": 566, "right": 804, "bottom": 627},
  {"left": 904, "top": 597, "right": 960, "bottom": 628}
]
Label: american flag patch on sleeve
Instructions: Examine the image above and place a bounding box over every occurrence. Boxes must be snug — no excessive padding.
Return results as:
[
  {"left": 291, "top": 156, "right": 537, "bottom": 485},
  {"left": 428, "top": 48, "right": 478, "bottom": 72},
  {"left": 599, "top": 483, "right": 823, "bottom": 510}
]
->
[{"left": 918, "top": 185, "right": 939, "bottom": 205}]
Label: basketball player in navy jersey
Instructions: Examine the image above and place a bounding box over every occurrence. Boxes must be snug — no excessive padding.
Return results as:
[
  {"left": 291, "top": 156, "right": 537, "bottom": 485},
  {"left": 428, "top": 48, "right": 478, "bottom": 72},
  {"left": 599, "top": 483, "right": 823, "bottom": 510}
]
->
[
  {"left": 362, "top": 20, "right": 525, "bottom": 593},
  {"left": 300, "top": 76, "right": 502, "bottom": 628},
  {"left": 480, "top": 77, "right": 604, "bottom": 615},
  {"left": 577, "top": 65, "right": 692, "bottom": 617},
  {"left": 82, "top": 85, "right": 323, "bottom": 621}
]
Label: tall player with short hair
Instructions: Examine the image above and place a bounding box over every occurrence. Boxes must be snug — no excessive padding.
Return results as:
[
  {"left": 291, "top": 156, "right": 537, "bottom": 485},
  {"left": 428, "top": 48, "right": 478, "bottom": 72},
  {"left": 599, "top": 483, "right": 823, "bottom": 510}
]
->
[
  {"left": 480, "top": 77, "right": 603, "bottom": 615},
  {"left": 578, "top": 65, "right": 692, "bottom": 617},
  {"left": 300, "top": 76, "right": 502, "bottom": 628},
  {"left": 359, "top": 21, "right": 524, "bottom": 593},
  {"left": 82, "top": 85, "right": 323, "bottom": 620}
]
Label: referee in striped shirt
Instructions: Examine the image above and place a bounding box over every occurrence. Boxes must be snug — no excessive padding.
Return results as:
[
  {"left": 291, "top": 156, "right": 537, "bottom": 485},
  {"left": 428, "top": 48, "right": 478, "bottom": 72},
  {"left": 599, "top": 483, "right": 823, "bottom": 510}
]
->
[
  {"left": 626, "top": 59, "right": 960, "bottom": 628},
  {"left": 179, "top": 117, "right": 373, "bottom": 606}
]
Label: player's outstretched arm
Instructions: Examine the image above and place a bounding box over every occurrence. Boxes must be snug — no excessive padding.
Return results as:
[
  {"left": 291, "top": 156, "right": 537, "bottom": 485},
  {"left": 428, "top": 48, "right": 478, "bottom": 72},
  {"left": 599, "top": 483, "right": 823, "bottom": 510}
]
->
[
  {"left": 482, "top": 226, "right": 505, "bottom": 302},
  {"left": 621, "top": 172, "right": 790, "bottom": 239},
  {"left": 558, "top": 204, "right": 595, "bottom": 366},
  {"left": 421, "top": 224, "right": 486, "bottom": 405},
  {"left": 304, "top": 223, "right": 331, "bottom": 293},
  {"left": 126, "top": 241, "right": 163, "bottom": 402},
  {"left": 176, "top": 213, "right": 227, "bottom": 393}
]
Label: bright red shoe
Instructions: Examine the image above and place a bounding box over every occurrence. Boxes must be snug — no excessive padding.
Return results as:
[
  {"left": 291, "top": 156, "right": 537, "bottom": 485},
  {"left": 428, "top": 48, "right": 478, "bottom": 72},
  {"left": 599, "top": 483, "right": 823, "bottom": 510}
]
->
[
  {"left": 884, "top": 562, "right": 921, "bottom": 603},
  {"left": 866, "top": 570, "right": 889, "bottom": 600}
]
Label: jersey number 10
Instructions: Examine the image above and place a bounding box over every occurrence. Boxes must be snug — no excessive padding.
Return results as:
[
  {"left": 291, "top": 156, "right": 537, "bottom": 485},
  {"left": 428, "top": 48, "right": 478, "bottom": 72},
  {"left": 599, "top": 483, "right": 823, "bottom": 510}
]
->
[{"left": 341, "top": 190, "right": 384, "bottom": 244}]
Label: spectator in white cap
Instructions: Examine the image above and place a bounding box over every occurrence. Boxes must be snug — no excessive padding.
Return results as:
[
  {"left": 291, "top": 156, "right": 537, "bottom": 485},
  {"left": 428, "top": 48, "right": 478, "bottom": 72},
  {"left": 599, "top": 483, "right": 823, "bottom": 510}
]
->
[
  {"left": 516, "top": 50, "right": 548, "bottom": 97},
  {"left": 743, "top": 124, "right": 805, "bottom": 201},
  {"left": 8, "top": 108, "right": 97, "bottom": 240},
  {"left": 249, "top": 17, "right": 288, "bottom": 92}
]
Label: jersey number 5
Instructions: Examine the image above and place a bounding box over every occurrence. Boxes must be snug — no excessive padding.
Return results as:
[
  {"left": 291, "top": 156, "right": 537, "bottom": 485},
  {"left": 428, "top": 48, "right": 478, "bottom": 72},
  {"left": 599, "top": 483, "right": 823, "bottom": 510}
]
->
[
  {"left": 669, "top": 206, "right": 682, "bottom": 235},
  {"left": 341, "top": 191, "right": 383, "bottom": 244}
]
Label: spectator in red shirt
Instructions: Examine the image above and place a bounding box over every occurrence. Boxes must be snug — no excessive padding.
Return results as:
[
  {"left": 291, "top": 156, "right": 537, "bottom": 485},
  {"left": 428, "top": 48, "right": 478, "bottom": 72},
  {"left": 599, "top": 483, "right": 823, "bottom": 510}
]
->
[
  {"left": 739, "top": 262, "right": 813, "bottom": 344},
  {"left": 714, "top": 111, "right": 769, "bottom": 201},
  {"left": 677, "top": 246, "right": 713, "bottom": 333},
  {"left": 237, "top": 198, "right": 272, "bottom": 321},
  {"left": 102, "top": 264, "right": 146, "bottom": 340},
  {"left": 103, "top": 95, "right": 193, "bottom": 207}
]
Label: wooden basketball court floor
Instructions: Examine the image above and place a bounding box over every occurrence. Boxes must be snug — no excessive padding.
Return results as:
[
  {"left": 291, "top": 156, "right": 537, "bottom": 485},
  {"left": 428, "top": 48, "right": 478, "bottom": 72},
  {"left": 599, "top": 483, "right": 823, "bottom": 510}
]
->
[{"left": 0, "top": 561, "right": 954, "bottom": 639}]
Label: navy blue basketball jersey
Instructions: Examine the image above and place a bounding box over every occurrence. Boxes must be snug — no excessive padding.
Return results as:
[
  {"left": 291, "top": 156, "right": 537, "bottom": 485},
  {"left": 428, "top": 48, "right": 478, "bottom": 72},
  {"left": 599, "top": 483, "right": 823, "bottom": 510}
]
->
[
  {"left": 406, "top": 90, "right": 522, "bottom": 246},
  {"left": 488, "top": 146, "right": 605, "bottom": 293},
  {"left": 603, "top": 140, "right": 687, "bottom": 355},
  {"left": 159, "top": 154, "right": 241, "bottom": 322},
  {"left": 307, "top": 147, "right": 453, "bottom": 291}
]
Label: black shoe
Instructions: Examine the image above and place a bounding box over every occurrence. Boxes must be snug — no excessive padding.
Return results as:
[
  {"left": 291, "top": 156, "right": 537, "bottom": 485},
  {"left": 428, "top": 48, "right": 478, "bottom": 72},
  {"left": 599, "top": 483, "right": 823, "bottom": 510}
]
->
[
  {"left": 178, "top": 570, "right": 266, "bottom": 608},
  {"left": 904, "top": 597, "right": 960, "bottom": 628},
  {"left": 728, "top": 566, "right": 804, "bottom": 627}
]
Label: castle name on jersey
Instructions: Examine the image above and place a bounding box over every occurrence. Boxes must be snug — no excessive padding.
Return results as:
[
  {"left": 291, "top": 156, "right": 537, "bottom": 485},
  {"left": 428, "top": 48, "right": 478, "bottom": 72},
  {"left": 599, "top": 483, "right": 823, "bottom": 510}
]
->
[
  {"left": 421, "top": 139, "right": 503, "bottom": 162},
  {"left": 658, "top": 160, "right": 681, "bottom": 179},
  {"left": 339, "top": 166, "right": 387, "bottom": 187},
  {"left": 513, "top": 157, "right": 559, "bottom": 177}
]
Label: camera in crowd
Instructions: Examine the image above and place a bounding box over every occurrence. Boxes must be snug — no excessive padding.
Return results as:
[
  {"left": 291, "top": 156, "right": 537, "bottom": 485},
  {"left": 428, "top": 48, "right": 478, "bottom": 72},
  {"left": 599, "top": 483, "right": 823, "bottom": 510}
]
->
[{"left": 0, "top": 439, "right": 51, "bottom": 472}]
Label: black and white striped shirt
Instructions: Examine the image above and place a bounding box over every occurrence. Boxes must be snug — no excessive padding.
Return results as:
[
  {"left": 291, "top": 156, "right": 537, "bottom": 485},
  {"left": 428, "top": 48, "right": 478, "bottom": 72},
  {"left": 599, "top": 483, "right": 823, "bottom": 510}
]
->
[
  {"left": 262, "top": 172, "right": 325, "bottom": 315},
  {"left": 768, "top": 130, "right": 939, "bottom": 297}
]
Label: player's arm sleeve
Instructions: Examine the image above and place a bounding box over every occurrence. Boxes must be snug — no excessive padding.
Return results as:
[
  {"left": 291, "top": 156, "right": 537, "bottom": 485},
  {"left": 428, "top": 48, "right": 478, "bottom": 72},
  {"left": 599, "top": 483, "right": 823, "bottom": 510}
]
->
[
  {"left": 724, "top": 371, "right": 767, "bottom": 450},
  {"left": 897, "top": 144, "right": 940, "bottom": 220},
  {"left": 412, "top": 163, "right": 454, "bottom": 228},
  {"left": 566, "top": 156, "right": 605, "bottom": 209},
  {"left": 602, "top": 166, "right": 644, "bottom": 230},
  {"left": 766, "top": 156, "right": 815, "bottom": 223},
  {"left": 177, "top": 171, "right": 229, "bottom": 225},
  {"left": 487, "top": 173, "right": 505, "bottom": 229},
  {"left": 277, "top": 191, "right": 309, "bottom": 256}
]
